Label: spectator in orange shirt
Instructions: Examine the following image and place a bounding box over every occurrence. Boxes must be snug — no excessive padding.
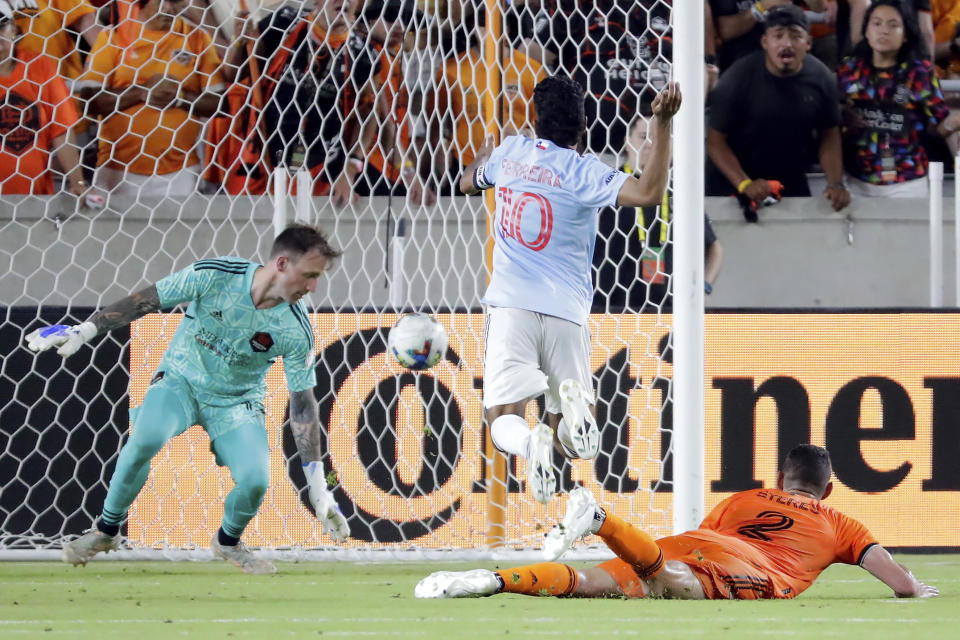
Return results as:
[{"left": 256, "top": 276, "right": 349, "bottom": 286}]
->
[
  {"left": 416, "top": 444, "right": 939, "bottom": 601},
  {"left": 76, "top": 0, "right": 224, "bottom": 197},
  {"left": 931, "top": 0, "right": 960, "bottom": 71},
  {"left": 0, "top": 1, "right": 86, "bottom": 195},
  {"left": 11, "top": 0, "right": 100, "bottom": 82},
  {"left": 427, "top": 4, "right": 545, "bottom": 194}
]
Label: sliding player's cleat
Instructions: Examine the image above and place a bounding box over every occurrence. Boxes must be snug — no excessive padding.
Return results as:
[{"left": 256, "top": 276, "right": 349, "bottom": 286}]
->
[
  {"left": 415, "top": 570, "right": 501, "bottom": 598},
  {"left": 543, "top": 487, "right": 600, "bottom": 561}
]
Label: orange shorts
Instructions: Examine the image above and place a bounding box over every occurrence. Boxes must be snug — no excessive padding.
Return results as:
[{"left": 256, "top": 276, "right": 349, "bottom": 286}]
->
[{"left": 598, "top": 534, "right": 778, "bottom": 600}]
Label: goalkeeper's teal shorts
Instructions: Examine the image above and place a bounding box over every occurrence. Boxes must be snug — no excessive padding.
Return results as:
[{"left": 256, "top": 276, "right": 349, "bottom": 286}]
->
[{"left": 131, "top": 370, "right": 267, "bottom": 457}]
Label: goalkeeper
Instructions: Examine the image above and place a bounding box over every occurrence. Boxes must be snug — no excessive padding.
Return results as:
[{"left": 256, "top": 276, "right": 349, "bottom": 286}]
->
[
  {"left": 26, "top": 225, "right": 349, "bottom": 574},
  {"left": 416, "top": 445, "right": 938, "bottom": 600}
]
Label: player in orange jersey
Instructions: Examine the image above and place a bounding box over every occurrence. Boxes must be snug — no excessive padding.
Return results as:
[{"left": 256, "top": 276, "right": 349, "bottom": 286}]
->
[{"left": 416, "top": 444, "right": 939, "bottom": 600}]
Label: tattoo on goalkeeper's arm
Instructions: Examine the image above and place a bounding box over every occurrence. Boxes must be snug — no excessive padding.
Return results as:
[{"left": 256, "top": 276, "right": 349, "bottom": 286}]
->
[
  {"left": 290, "top": 389, "right": 323, "bottom": 463},
  {"left": 88, "top": 285, "right": 162, "bottom": 334}
]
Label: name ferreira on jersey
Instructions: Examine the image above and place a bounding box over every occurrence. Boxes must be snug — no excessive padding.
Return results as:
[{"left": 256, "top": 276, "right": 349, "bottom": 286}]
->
[{"left": 500, "top": 158, "right": 563, "bottom": 187}]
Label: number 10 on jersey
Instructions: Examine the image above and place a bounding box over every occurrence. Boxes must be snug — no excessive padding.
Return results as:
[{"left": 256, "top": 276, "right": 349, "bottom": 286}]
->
[{"left": 496, "top": 186, "right": 554, "bottom": 251}]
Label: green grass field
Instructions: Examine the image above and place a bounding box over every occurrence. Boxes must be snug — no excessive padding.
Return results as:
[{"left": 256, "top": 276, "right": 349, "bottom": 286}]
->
[{"left": 1, "top": 555, "right": 957, "bottom": 638}]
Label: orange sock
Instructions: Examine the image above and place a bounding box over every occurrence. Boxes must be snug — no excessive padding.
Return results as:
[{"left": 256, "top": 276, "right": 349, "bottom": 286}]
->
[
  {"left": 597, "top": 511, "right": 664, "bottom": 579},
  {"left": 496, "top": 563, "right": 579, "bottom": 596}
]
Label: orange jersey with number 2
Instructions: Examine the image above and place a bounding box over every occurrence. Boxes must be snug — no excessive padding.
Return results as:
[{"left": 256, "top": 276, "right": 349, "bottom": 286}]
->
[
  {"left": 662, "top": 488, "right": 878, "bottom": 599},
  {"left": 601, "top": 488, "right": 878, "bottom": 599}
]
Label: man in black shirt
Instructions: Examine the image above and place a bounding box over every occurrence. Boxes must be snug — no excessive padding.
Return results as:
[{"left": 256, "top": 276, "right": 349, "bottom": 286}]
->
[{"left": 706, "top": 4, "right": 850, "bottom": 211}]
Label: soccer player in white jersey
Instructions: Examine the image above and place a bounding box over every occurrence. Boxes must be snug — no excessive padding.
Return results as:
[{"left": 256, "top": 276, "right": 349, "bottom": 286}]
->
[
  {"left": 25, "top": 225, "right": 350, "bottom": 574},
  {"left": 461, "top": 75, "right": 682, "bottom": 504}
]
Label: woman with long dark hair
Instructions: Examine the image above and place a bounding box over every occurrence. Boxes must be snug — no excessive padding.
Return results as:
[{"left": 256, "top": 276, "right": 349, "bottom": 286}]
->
[{"left": 838, "top": 0, "right": 960, "bottom": 196}]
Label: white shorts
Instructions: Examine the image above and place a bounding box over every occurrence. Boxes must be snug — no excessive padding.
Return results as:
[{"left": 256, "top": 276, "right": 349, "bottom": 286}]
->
[{"left": 482, "top": 306, "right": 594, "bottom": 414}]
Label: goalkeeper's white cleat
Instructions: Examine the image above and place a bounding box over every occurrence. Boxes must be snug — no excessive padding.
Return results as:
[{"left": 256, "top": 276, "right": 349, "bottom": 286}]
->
[
  {"left": 542, "top": 486, "right": 600, "bottom": 561},
  {"left": 25, "top": 322, "right": 97, "bottom": 358},
  {"left": 558, "top": 379, "right": 599, "bottom": 459},
  {"left": 61, "top": 529, "right": 121, "bottom": 566},
  {"left": 414, "top": 570, "right": 501, "bottom": 599},
  {"left": 527, "top": 423, "right": 557, "bottom": 504},
  {"left": 211, "top": 535, "right": 277, "bottom": 575}
]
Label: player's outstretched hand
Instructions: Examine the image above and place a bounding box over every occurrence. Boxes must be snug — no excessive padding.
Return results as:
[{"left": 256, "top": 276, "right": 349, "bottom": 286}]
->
[
  {"left": 651, "top": 82, "right": 682, "bottom": 122},
  {"left": 897, "top": 581, "right": 940, "bottom": 598},
  {"left": 25, "top": 322, "right": 97, "bottom": 358},
  {"left": 309, "top": 483, "right": 350, "bottom": 542}
]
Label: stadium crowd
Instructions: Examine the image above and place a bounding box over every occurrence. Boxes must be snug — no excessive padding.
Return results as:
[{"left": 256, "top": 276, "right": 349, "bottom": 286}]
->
[{"left": 1, "top": 0, "right": 959, "bottom": 205}]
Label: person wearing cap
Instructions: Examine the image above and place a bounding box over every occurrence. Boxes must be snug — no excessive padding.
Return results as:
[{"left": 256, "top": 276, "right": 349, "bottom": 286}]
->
[
  {"left": 0, "top": 0, "right": 87, "bottom": 195},
  {"left": 710, "top": 0, "right": 795, "bottom": 72},
  {"left": 706, "top": 3, "right": 850, "bottom": 212},
  {"left": 711, "top": 2, "right": 876, "bottom": 71}
]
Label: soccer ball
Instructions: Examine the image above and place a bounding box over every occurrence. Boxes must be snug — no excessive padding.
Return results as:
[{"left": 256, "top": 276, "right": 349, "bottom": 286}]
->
[{"left": 388, "top": 313, "right": 448, "bottom": 370}]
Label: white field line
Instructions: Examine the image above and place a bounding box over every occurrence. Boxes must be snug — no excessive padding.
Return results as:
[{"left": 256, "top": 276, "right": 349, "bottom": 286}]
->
[
  {"left": 6, "top": 579, "right": 395, "bottom": 587},
  {"left": 0, "top": 616, "right": 947, "bottom": 626}
]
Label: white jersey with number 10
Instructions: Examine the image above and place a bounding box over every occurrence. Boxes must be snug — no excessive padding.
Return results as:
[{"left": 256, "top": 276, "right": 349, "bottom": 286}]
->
[{"left": 479, "top": 135, "right": 630, "bottom": 325}]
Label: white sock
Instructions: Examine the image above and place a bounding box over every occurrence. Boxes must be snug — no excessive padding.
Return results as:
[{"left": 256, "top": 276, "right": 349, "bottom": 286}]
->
[
  {"left": 490, "top": 414, "right": 532, "bottom": 458},
  {"left": 589, "top": 506, "right": 606, "bottom": 535}
]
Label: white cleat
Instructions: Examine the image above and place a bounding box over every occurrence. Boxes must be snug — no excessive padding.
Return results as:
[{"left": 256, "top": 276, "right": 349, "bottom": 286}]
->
[
  {"left": 211, "top": 535, "right": 277, "bottom": 575},
  {"left": 558, "top": 379, "right": 599, "bottom": 459},
  {"left": 542, "top": 486, "right": 600, "bottom": 561},
  {"left": 61, "top": 529, "right": 121, "bottom": 566},
  {"left": 527, "top": 423, "right": 557, "bottom": 504},
  {"left": 414, "top": 569, "right": 501, "bottom": 599}
]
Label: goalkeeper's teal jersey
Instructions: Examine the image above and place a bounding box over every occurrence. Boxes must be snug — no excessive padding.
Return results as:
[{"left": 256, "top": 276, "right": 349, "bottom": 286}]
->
[{"left": 155, "top": 257, "right": 317, "bottom": 407}]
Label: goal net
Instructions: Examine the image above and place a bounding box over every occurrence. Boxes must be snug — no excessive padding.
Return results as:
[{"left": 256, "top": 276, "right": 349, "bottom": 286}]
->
[{"left": 0, "top": 0, "right": 678, "bottom": 559}]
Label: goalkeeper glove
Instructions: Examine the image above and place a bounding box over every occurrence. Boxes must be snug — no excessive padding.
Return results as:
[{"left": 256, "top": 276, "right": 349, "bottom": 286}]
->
[
  {"left": 25, "top": 322, "right": 97, "bottom": 358},
  {"left": 304, "top": 461, "right": 350, "bottom": 541}
]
